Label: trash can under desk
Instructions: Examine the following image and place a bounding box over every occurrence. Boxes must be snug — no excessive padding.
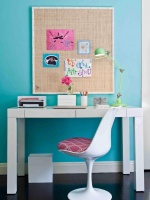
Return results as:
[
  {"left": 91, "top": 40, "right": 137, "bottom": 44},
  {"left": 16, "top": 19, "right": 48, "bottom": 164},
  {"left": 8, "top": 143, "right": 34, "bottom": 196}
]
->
[{"left": 28, "top": 154, "right": 53, "bottom": 183}]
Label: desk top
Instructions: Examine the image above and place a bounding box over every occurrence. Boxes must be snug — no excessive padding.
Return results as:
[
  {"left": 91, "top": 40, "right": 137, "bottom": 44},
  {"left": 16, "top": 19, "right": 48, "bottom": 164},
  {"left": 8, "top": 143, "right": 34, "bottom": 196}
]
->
[{"left": 7, "top": 106, "right": 143, "bottom": 118}]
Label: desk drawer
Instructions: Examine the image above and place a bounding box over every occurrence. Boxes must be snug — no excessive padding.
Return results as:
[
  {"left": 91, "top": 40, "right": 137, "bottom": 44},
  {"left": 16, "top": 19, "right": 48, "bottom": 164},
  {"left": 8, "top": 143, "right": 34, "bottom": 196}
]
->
[
  {"left": 25, "top": 109, "right": 75, "bottom": 118},
  {"left": 76, "top": 108, "right": 108, "bottom": 118},
  {"left": 76, "top": 108, "right": 126, "bottom": 118}
]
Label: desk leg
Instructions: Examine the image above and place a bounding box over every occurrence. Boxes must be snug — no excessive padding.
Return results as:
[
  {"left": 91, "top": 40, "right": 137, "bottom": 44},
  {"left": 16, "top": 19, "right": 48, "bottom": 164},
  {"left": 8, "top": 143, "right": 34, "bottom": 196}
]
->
[
  {"left": 7, "top": 117, "right": 17, "bottom": 194},
  {"left": 122, "top": 117, "right": 130, "bottom": 174},
  {"left": 134, "top": 117, "right": 144, "bottom": 191},
  {"left": 17, "top": 118, "right": 25, "bottom": 176}
]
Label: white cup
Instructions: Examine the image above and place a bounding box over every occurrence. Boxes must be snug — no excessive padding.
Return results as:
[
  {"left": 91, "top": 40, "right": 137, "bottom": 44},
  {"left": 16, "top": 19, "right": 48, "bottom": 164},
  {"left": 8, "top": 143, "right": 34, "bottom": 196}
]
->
[{"left": 81, "top": 96, "right": 88, "bottom": 106}]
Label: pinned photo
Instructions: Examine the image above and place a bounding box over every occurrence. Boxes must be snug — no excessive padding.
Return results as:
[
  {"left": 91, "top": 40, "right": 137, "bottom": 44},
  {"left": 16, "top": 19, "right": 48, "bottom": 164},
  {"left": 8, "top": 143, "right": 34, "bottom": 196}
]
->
[{"left": 43, "top": 54, "right": 59, "bottom": 68}]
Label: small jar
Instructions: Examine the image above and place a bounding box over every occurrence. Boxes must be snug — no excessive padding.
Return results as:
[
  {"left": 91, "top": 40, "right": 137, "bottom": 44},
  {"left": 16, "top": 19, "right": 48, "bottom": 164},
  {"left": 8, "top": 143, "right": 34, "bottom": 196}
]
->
[{"left": 81, "top": 96, "right": 88, "bottom": 106}]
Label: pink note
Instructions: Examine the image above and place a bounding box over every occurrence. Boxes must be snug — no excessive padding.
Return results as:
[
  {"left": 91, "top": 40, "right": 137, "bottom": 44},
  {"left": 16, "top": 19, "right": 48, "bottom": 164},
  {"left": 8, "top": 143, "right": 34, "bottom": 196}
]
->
[{"left": 46, "top": 29, "right": 74, "bottom": 50}]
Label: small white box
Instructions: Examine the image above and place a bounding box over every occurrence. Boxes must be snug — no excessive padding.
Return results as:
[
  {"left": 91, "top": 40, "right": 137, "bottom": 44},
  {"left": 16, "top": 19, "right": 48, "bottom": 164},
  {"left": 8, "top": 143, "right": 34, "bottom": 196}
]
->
[
  {"left": 28, "top": 154, "right": 53, "bottom": 183},
  {"left": 58, "top": 95, "right": 76, "bottom": 106}
]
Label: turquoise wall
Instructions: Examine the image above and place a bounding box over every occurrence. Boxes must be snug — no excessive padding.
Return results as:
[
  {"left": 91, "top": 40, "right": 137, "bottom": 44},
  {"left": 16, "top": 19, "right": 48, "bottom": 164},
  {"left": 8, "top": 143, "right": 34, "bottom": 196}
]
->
[{"left": 0, "top": 1, "right": 141, "bottom": 163}]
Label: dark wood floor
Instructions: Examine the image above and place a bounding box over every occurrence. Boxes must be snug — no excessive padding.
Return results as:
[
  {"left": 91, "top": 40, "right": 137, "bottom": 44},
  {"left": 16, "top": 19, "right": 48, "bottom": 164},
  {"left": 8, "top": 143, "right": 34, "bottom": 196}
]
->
[{"left": 1, "top": 172, "right": 150, "bottom": 200}]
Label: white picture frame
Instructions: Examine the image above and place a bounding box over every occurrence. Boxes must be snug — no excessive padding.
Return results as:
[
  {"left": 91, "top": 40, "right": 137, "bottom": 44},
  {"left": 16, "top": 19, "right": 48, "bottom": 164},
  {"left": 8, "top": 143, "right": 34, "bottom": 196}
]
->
[{"left": 78, "top": 40, "right": 90, "bottom": 54}]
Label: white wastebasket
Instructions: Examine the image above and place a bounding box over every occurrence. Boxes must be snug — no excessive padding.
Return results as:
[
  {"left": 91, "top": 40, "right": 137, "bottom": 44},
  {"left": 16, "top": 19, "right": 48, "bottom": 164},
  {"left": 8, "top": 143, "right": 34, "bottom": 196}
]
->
[{"left": 28, "top": 154, "right": 53, "bottom": 183}]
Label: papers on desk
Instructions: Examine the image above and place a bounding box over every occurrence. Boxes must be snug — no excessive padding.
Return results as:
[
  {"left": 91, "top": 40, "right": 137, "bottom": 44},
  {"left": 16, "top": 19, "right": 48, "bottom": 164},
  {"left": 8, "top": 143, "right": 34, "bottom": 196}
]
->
[
  {"left": 53, "top": 106, "right": 87, "bottom": 109},
  {"left": 96, "top": 104, "right": 110, "bottom": 109}
]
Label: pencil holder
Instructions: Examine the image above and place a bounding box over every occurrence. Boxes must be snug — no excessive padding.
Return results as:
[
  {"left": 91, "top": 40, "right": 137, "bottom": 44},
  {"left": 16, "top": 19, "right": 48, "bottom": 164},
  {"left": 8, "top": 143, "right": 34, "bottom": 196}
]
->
[{"left": 81, "top": 96, "right": 88, "bottom": 106}]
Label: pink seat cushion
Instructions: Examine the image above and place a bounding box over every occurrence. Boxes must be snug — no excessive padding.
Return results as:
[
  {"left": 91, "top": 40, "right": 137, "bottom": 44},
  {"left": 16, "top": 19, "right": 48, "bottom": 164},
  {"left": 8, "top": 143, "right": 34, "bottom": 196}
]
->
[{"left": 58, "top": 137, "right": 92, "bottom": 153}]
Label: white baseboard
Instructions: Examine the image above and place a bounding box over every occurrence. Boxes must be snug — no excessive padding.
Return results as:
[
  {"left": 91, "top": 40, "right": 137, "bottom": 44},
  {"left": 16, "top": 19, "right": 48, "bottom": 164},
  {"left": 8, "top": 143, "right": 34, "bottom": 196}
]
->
[
  {"left": 53, "top": 161, "right": 134, "bottom": 174},
  {"left": 0, "top": 161, "right": 134, "bottom": 175}
]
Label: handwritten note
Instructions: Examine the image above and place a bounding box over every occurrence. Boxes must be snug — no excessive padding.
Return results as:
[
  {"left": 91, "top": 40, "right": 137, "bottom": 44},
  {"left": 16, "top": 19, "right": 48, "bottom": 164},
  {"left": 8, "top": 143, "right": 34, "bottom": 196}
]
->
[{"left": 64, "top": 59, "right": 92, "bottom": 77}]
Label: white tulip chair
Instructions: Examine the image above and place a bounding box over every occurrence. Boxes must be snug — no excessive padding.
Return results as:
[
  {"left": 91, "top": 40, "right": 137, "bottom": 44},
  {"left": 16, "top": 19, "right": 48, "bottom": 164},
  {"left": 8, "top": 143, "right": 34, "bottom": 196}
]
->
[{"left": 58, "top": 107, "right": 120, "bottom": 200}]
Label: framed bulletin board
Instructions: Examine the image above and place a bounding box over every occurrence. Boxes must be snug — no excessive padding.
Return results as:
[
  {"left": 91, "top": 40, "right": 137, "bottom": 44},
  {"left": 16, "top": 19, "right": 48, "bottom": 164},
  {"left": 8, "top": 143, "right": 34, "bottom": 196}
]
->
[{"left": 32, "top": 7, "right": 114, "bottom": 94}]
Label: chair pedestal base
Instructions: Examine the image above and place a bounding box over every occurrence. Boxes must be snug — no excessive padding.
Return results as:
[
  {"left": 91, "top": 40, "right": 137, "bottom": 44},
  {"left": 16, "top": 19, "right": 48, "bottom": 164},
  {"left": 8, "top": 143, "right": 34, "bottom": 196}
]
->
[{"left": 68, "top": 188, "right": 112, "bottom": 200}]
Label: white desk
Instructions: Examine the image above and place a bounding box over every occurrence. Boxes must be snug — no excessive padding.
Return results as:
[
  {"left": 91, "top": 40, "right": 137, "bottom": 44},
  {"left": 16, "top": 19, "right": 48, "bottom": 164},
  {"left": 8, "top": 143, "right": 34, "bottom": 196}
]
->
[{"left": 7, "top": 106, "right": 144, "bottom": 194}]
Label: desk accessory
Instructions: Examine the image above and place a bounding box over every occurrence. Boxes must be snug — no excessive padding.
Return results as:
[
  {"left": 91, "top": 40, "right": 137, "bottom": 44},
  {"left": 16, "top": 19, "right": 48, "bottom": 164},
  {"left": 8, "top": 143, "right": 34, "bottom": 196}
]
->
[
  {"left": 93, "top": 97, "right": 109, "bottom": 108},
  {"left": 18, "top": 96, "right": 46, "bottom": 108},
  {"left": 80, "top": 91, "right": 88, "bottom": 106},
  {"left": 81, "top": 96, "right": 87, "bottom": 106},
  {"left": 58, "top": 95, "right": 76, "bottom": 106},
  {"left": 93, "top": 97, "right": 107, "bottom": 106},
  {"left": 94, "top": 47, "right": 126, "bottom": 107}
]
